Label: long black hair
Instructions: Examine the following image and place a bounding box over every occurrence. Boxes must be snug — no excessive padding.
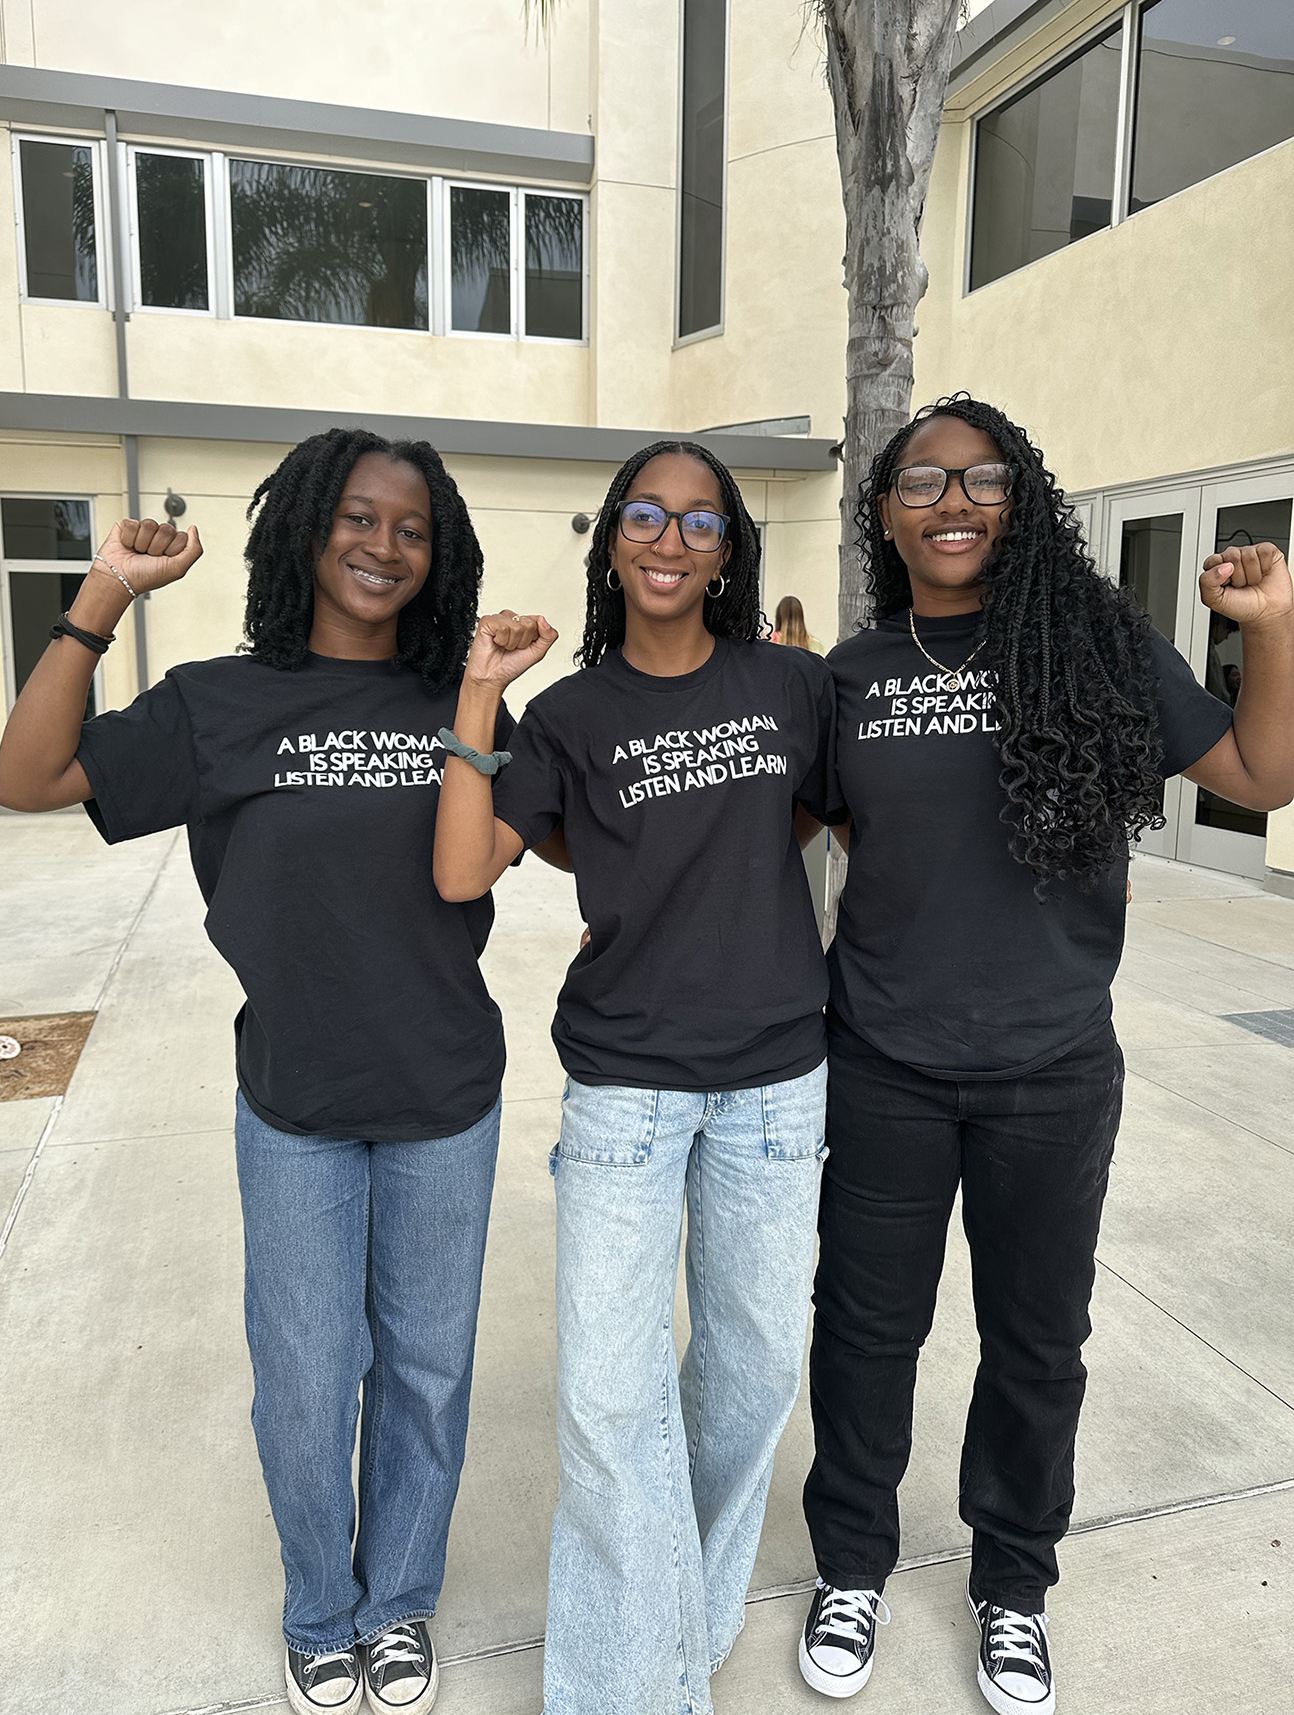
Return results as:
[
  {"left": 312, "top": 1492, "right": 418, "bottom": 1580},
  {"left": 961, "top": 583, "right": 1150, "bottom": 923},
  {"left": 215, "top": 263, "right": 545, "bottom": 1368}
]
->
[
  {"left": 242, "top": 427, "right": 483, "bottom": 690},
  {"left": 859, "top": 395, "right": 1165, "bottom": 885},
  {"left": 576, "top": 439, "right": 767, "bottom": 667}
]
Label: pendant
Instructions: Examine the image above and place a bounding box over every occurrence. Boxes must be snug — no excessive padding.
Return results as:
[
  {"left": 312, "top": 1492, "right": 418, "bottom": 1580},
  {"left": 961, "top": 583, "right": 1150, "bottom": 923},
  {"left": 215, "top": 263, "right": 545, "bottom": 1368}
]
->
[{"left": 944, "top": 674, "right": 961, "bottom": 693}]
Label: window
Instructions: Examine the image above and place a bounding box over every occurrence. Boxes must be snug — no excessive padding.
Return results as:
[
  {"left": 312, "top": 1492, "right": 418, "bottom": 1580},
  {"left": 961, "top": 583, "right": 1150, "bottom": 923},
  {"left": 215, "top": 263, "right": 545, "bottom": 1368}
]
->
[
  {"left": 0, "top": 499, "right": 98, "bottom": 717},
  {"left": 448, "top": 186, "right": 586, "bottom": 340},
  {"left": 970, "top": 2, "right": 1294, "bottom": 290},
  {"left": 1131, "top": 0, "right": 1294, "bottom": 211},
  {"left": 16, "top": 137, "right": 101, "bottom": 303},
  {"left": 970, "top": 22, "right": 1125, "bottom": 291},
  {"left": 524, "top": 193, "right": 584, "bottom": 340},
  {"left": 449, "top": 185, "right": 513, "bottom": 334},
  {"left": 677, "top": 0, "right": 727, "bottom": 339},
  {"left": 229, "top": 159, "right": 429, "bottom": 330},
  {"left": 132, "top": 150, "right": 211, "bottom": 312}
]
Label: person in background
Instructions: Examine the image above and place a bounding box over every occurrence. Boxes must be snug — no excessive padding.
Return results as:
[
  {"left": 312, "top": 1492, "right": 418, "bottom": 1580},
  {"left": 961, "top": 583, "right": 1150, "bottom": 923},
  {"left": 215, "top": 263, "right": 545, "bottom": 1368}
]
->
[
  {"left": 773, "top": 594, "right": 824, "bottom": 653},
  {"left": 0, "top": 428, "right": 540, "bottom": 1715}
]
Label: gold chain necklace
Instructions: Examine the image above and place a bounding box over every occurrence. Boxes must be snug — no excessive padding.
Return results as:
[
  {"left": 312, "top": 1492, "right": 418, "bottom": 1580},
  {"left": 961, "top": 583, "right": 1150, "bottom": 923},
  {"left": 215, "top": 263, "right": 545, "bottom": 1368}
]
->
[{"left": 907, "top": 608, "right": 987, "bottom": 693}]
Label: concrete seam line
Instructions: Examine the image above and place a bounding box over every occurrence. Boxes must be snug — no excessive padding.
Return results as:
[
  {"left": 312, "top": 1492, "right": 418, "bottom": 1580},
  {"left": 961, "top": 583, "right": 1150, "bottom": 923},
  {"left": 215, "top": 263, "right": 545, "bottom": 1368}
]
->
[{"left": 0, "top": 1095, "right": 64, "bottom": 1266}]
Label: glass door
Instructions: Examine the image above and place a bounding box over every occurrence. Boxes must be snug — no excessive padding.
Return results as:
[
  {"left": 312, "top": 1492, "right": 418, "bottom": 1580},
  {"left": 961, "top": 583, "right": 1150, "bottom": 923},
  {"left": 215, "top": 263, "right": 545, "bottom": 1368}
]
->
[
  {"left": 1104, "top": 487, "right": 1201, "bottom": 860},
  {"left": 0, "top": 497, "right": 101, "bottom": 718},
  {"left": 1174, "top": 474, "right": 1294, "bottom": 878}
]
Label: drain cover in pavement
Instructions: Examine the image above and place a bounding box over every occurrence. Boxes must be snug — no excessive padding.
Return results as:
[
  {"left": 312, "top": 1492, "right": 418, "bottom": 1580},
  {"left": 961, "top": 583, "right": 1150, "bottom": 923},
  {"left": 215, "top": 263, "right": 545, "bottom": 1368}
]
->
[{"left": 0, "top": 1013, "right": 97, "bottom": 1100}]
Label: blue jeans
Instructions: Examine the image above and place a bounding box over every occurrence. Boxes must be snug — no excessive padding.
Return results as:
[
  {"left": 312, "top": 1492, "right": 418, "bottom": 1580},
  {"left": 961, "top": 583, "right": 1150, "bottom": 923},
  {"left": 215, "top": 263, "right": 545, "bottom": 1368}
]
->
[
  {"left": 543, "top": 1063, "right": 828, "bottom": 1715},
  {"left": 234, "top": 1092, "right": 501, "bottom": 1653}
]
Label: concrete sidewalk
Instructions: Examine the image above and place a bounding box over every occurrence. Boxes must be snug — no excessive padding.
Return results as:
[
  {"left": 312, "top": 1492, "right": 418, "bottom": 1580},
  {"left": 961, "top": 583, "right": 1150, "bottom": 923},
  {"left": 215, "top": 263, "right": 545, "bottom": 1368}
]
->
[{"left": 1, "top": 815, "right": 1292, "bottom": 1715}]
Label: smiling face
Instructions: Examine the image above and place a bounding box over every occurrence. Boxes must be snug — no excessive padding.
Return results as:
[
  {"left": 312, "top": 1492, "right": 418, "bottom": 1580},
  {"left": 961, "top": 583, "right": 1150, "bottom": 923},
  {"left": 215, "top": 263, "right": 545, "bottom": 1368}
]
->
[
  {"left": 611, "top": 451, "right": 733, "bottom": 631},
  {"left": 878, "top": 415, "right": 1011, "bottom": 613},
  {"left": 311, "top": 452, "right": 434, "bottom": 648}
]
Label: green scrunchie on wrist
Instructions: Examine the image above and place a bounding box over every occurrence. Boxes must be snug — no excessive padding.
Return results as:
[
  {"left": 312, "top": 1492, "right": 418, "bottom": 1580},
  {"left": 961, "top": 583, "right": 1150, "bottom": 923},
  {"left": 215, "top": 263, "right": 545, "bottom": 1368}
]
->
[{"left": 438, "top": 727, "right": 513, "bottom": 776}]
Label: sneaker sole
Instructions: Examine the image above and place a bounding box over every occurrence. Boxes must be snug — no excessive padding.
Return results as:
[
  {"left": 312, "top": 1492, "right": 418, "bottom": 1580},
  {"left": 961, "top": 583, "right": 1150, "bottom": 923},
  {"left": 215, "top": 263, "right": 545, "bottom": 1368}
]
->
[
  {"left": 797, "top": 1634, "right": 875, "bottom": 1699},
  {"left": 365, "top": 1654, "right": 440, "bottom": 1715},
  {"left": 965, "top": 1589, "right": 1056, "bottom": 1715},
  {"left": 284, "top": 1651, "right": 364, "bottom": 1715}
]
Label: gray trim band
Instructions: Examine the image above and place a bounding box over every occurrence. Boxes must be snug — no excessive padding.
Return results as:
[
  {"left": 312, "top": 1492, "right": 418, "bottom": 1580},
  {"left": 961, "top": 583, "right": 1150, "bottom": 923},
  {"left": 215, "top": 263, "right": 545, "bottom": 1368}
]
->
[
  {"left": 0, "top": 65, "right": 594, "bottom": 184},
  {"left": 950, "top": 0, "right": 1070, "bottom": 94},
  {"left": 0, "top": 393, "right": 839, "bottom": 472}
]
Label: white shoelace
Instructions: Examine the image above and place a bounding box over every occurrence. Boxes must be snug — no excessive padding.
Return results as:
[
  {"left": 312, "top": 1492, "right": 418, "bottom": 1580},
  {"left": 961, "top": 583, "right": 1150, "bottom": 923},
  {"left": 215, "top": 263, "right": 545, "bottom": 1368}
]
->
[
  {"left": 368, "top": 1624, "right": 427, "bottom": 1675},
  {"left": 986, "top": 1607, "right": 1050, "bottom": 1673},
  {"left": 814, "top": 1581, "right": 893, "bottom": 1646},
  {"left": 301, "top": 1649, "right": 357, "bottom": 1683}
]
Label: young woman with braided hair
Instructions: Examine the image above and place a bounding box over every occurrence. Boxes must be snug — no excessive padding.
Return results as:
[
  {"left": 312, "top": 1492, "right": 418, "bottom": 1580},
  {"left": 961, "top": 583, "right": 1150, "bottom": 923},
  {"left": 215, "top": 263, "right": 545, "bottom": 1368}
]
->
[
  {"left": 798, "top": 397, "right": 1294, "bottom": 1713},
  {"left": 434, "top": 441, "right": 842, "bottom": 1715},
  {"left": 0, "top": 428, "right": 530, "bottom": 1715}
]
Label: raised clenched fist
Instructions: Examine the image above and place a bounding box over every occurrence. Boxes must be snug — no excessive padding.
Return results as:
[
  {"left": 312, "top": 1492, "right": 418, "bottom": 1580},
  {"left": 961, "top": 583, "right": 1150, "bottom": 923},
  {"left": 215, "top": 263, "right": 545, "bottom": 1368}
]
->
[{"left": 93, "top": 518, "right": 203, "bottom": 597}]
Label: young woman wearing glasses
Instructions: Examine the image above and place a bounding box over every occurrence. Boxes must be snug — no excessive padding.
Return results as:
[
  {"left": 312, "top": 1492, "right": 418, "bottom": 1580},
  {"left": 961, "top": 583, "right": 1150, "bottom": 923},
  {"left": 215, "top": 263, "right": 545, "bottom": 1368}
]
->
[
  {"left": 797, "top": 396, "right": 1294, "bottom": 1715},
  {"left": 433, "top": 439, "right": 841, "bottom": 1715}
]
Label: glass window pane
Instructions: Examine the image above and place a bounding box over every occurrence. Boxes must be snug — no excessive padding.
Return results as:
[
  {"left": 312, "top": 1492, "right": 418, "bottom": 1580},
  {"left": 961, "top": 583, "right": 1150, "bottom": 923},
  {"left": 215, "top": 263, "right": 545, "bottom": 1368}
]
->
[
  {"left": 0, "top": 498, "right": 92, "bottom": 560},
  {"left": 19, "top": 140, "right": 98, "bottom": 302},
  {"left": 230, "top": 160, "right": 428, "bottom": 330},
  {"left": 1118, "top": 511, "right": 1184, "bottom": 823},
  {"left": 970, "top": 23, "right": 1124, "bottom": 291},
  {"left": 524, "top": 195, "right": 583, "bottom": 340},
  {"left": 450, "top": 187, "right": 512, "bottom": 334},
  {"left": 136, "top": 153, "right": 209, "bottom": 310},
  {"left": 1132, "top": 0, "right": 1294, "bottom": 212},
  {"left": 8, "top": 571, "right": 97, "bottom": 717},
  {"left": 1195, "top": 497, "right": 1292, "bottom": 840},
  {"left": 678, "top": 0, "right": 727, "bottom": 337}
]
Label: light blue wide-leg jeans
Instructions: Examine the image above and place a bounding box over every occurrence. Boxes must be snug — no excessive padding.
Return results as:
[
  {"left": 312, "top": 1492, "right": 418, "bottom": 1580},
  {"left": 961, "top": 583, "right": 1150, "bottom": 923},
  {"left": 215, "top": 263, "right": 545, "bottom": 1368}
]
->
[
  {"left": 234, "top": 1091, "right": 501, "bottom": 1653},
  {"left": 543, "top": 1062, "right": 827, "bottom": 1715}
]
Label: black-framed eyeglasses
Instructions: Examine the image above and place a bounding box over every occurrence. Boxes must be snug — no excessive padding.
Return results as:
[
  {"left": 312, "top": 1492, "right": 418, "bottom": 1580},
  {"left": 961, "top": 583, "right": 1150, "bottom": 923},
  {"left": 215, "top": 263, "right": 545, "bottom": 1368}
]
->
[
  {"left": 893, "top": 463, "right": 1013, "bottom": 508},
  {"left": 617, "top": 499, "right": 729, "bottom": 553}
]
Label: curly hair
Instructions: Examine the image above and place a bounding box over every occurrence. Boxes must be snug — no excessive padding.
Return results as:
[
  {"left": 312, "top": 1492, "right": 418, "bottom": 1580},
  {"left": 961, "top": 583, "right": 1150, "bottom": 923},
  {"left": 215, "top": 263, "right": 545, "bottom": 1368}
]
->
[
  {"left": 241, "top": 427, "right": 482, "bottom": 690},
  {"left": 858, "top": 394, "right": 1165, "bottom": 885},
  {"left": 576, "top": 440, "right": 767, "bottom": 667}
]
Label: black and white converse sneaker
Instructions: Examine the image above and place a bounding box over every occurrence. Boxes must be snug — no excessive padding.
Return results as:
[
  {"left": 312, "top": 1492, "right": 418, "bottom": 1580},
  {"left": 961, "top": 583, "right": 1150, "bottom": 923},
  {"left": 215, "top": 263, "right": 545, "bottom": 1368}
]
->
[
  {"left": 285, "top": 1645, "right": 364, "bottom": 1715},
  {"left": 799, "top": 1578, "right": 892, "bottom": 1697},
  {"left": 967, "top": 1587, "right": 1055, "bottom": 1715},
  {"left": 363, "top": 1620, "right": 439, "bottom": 1714}
]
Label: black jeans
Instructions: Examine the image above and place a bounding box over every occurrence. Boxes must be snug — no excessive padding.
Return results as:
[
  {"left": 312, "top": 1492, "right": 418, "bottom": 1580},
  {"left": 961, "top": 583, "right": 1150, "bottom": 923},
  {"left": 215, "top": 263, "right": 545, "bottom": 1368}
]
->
[{"left": 802, "top": 1014, "right": 1124, "bottom": 1614}]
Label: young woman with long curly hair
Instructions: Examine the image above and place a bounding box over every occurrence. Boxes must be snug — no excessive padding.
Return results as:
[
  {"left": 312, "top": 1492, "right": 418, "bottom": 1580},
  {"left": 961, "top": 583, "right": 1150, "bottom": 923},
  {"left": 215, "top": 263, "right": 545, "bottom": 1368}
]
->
[
  {"left": 797, "top": 397, "right": 1294, "bottom": 1714},
  {"left": 0, "top": 427, "right": 537, "bottom": 1715},
  {"left": 434, "top": 440, "right": 841, "bottom": 1715}
]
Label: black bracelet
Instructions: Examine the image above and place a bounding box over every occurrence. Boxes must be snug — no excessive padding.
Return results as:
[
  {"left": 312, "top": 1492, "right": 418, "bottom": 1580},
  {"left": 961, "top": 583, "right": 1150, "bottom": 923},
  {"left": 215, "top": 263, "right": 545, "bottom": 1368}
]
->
[{"left": 50, "top": 612, "right": 113, "bottom": 656}]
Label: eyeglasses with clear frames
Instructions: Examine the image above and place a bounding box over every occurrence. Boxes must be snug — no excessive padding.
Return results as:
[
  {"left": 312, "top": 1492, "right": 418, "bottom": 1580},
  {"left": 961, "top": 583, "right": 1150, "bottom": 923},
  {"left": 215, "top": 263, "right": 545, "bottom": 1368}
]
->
[
  {"left": 617, "top": 500, "right": 729, "bottom": 553},
  {"left": 893, "top": 463, "right": 1013, "bottom": 508}
]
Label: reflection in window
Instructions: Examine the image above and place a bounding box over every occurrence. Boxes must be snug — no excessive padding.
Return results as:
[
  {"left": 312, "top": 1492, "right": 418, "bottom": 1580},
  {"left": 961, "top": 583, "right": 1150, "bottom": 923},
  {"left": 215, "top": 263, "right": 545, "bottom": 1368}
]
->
[
  {"left": 8, "top": 571, "right": 97, "bottom": 716},
  {"left": 0, "top": 498, "right": 93, "bottom": 560},
  {"left": 19, "top": 140, "right": 98, "bottom": 302},
  {"left": 1195, "top": 496, "right": 1292, "bottom": 841},
  {"left": 970, "top": 23, "right": 1124, "bottom": 290},
  {"left": 1132, "top": 0, "right": 1294, "bottom": 212},
  {"left": 1118, "top": 511, "right": 1183, "bottom": 823},
  {"left": 678, "top": 0, "right": 727, "bottom": 338},
  {"left": 524, "top": 195, "right": 583, "bottom": 340},
  {"left": 230, "top": 160, "right": 428, "bottom": 330},
  {"left": 135, "top": 153, "right": 209, "bottom": 311},
  {"left": 450, "top": 187, "right": 512, "bottom": 334}
]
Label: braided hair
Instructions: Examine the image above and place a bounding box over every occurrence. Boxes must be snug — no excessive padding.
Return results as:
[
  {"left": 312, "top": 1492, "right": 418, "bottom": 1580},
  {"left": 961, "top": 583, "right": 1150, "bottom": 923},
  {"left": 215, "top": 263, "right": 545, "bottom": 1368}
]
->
[
  {"left": 576, "top": 439, "right": 767, "bottom": 667},
  {"left": 242, "top": 427, "right": 482, "bottom": 690},
  {"left": 858, "top": 395, "right": 1165, "bottom": 886}
]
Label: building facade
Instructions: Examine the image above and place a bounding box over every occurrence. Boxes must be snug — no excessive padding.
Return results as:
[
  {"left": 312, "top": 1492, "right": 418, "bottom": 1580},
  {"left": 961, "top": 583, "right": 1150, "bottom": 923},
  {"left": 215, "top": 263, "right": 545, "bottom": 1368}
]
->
[{"left": 1, "top": 0, "right": 1291, "bottom": 884}]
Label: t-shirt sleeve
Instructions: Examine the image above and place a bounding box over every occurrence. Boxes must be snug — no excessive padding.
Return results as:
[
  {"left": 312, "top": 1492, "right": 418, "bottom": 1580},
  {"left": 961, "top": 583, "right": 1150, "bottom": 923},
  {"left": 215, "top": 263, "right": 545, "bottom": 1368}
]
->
[
  {"left": 495, "top": 699, "right": 517, "bottom": 750},
  {"left": 491, "top": 704, "right": 564, "bottom": 849},
  {"left": 1148, "top": 627, "right": 1234, "bottom": 779},
  {"left": 75, "top": 672, "right": 200, "bottom": 844},
  {"left": 794, "top": 664, "right": 848, "bottom": 823}
]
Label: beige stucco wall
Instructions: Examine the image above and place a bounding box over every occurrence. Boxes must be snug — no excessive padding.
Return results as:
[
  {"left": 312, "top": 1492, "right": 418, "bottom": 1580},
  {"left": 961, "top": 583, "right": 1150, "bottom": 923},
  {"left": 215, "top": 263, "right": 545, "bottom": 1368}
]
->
[{"left": 9, "top": 0, "right": 593, "bottom": 135}]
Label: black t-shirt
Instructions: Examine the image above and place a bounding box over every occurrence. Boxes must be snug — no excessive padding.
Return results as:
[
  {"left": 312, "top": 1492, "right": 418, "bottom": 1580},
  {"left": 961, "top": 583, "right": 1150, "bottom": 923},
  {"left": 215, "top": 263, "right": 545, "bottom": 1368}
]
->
[
  {"left": 76, "top": 653, "right": 513, "bottom": 1141},
  {"left": 492, "top": 637, "right": 840, "bottom": 1091},
  {"left": 827, "top": 612, "right": 1234, "bottom": 1078}
]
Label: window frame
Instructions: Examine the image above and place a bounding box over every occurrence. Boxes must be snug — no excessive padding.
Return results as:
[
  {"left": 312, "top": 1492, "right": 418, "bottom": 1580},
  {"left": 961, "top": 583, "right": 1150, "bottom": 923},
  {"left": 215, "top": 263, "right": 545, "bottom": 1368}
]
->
[
  {"left": 0, "top": 493, "right": 104, "bottom": 718},
  {"left": 442, "top": 179, "right": 589, "bottom": 345},
  {"left": 673, "top": 0, "right": 731, "bottom": 348},
  {"left": 519, "top": 188, "right": 589, "bottom": 346},
  {"left": 12, "top": 131, "right": 110, "bottom": 310},
  {"left": 125, "top": 143, "right": 217, "bottom": 319}
]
